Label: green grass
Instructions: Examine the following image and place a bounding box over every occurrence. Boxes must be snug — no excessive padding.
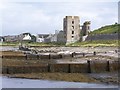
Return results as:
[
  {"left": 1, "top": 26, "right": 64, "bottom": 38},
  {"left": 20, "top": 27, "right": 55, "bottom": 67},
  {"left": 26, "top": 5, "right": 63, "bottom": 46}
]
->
[
  {"left": 1, "top": 40, "right": 119, "bottom": 47},
  {"left": 90, "top": 24, "right": 120, "bottom": 35},
  {"left": 67, "top": 40, "right": 119, "bottom": 47},
  {"left": 0, "top": 42, "right": 19, "bottom": 46},
  {"left": 28, "top": 42, "right": 65, "bottom": 47},
  {"left": 0, "top": 42, "right": 65, "bottom": 47}
]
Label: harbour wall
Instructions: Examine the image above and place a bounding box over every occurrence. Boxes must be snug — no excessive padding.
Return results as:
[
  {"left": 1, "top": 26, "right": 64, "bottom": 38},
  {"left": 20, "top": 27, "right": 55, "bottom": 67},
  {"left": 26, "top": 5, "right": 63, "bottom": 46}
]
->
[
  {"left": 2, "top": 60, "right": 119, "bottom": 74},
  {"left": 85, "top": 33, "right": 118, "bottom": 41}
]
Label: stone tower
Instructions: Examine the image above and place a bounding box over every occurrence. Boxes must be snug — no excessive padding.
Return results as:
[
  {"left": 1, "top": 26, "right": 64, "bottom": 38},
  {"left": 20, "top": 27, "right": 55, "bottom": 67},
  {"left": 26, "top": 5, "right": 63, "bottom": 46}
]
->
[
  {"left": 63, "top": 16, "right": 80, "bottom": 44},
  {"left": 82, "top": 21, "right": 91, "bottom": 36}
]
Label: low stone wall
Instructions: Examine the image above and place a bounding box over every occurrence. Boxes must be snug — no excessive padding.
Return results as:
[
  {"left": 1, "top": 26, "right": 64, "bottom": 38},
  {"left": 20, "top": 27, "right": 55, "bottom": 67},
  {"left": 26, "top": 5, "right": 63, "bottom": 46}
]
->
[
  {"left": 2, "top": 60, "right": 118, "bottom": 74},
  {"left": 70, "top": 64, "right": 88, "bottom": 73},
  {"left": 39, "top": 54, "right": 50, "bottom": 59},
  {"left": 90, "top": 60, "right": 109, "bottom": 73},
  {"left": 109, "top": 60, "right": 119, "bottom": 72},
  {"left": 2, "top": 64, "right": 48, "bottom": 74},
  {"left": 2, "top": 55, "right": 26, "bottom": 60},
  {"left": 2, "top": 52, "right": 96, "bottom": 60},
  {"left": 26, "top": 54, "right": 38, "bottom": 60},
  {"left": 85, "top": 33, "right": 118, "bottom": 41},
  {"left": 50, "top": 54, "right": 62, "bottom": 59},
  {"left": 50, "top": 64, "right": 69, "bottom": 73}
]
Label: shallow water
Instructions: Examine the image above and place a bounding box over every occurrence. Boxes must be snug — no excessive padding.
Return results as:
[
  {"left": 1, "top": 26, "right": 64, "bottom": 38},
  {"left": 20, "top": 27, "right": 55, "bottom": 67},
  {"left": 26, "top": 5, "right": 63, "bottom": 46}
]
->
[{"left": 1, "top": 76, "right": 118, "bottom": 88}]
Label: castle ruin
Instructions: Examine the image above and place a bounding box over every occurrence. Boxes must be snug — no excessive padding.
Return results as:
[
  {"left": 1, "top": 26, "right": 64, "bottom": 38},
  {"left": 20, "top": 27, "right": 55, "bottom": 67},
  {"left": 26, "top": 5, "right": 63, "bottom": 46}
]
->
[{"left": 62, "top": 16, "right": 91, "bottom": 44}]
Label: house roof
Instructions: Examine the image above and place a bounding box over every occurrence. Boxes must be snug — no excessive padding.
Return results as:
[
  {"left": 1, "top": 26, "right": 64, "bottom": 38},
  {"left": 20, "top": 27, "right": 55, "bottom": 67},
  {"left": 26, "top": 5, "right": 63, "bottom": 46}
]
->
[
  {"left": 37, "top": 34, "right": 49, "bottom": 38},
  {"left": 0, "top": 36, "right": 3, "bottom": 39}
]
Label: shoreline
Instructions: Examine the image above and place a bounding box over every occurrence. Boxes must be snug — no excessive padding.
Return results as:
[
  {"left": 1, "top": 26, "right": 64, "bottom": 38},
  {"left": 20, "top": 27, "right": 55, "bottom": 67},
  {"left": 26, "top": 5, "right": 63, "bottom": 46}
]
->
[
  {"left": 2, "top": 73, "right": 100, "bottom": 83},
  {"left": 2, "top": 75, "right": 118, "bottom": 88},
  {"left": 2, "top": 72, "right": 119, "bottom": 86}
]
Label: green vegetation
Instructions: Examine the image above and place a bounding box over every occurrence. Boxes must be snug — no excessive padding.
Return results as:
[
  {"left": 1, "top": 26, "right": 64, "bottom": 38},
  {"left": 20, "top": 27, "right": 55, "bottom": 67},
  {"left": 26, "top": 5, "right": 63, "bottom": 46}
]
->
[
  {"left": 0, "top": 42, "right": 19, "bottom": 46},
  {"left": 68, "top": 40, "right": 119, "bottom": 47},
  {"left": 90, "top": 24, "right": 120, "bottom": 35},
  {"left": 28, "top": 42, "right": 65, "bottom": 47},
  {"left": 0, "top": 42, "right": 65, "bottom": 47},
  {"left": 1, "top": 40, "right": 119, "bottom": 47}
]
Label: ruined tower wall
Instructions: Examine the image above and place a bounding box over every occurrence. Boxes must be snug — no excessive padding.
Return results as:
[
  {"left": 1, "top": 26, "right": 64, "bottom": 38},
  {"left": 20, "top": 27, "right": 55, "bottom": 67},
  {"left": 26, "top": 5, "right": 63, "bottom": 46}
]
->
[
  {"left": 82, "top": 21, "right": 91, "bottom": 36},
  {"left": 63, "top": 16, "right": 80, "bottom": 44}
]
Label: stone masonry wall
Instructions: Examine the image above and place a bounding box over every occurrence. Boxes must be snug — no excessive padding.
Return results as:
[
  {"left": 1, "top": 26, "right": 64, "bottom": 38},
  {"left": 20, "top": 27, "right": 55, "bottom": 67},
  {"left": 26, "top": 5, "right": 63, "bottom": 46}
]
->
[{"left": 85, "top": 33, "right": 118, "bottom": 41}]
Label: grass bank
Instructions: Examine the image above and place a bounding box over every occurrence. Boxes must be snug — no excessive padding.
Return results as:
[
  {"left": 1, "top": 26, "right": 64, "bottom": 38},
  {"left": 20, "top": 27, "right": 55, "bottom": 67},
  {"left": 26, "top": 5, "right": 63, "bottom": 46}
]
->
[
  {"left": 0, "top": 42, "right": 65, "bottom": 47},
  {"left": 1, "top": 40, "right": 119, "bottom": 47},
  {"left": 90, "top": 24, "right": 120, "bottom": 35},
  {"left": 67, "top": 40, "right": 119, "bottom": 47},
  {"left": 0, "top": 42, "right": 19, "bottom": 46}
]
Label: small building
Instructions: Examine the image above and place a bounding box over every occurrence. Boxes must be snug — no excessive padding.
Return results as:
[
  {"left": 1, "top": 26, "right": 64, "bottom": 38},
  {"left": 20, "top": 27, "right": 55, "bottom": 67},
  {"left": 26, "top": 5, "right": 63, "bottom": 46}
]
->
[
  {"left": 36, "top": 30, "right": 58, "bottom": 43},
  {"left": 23, "top": 34, "right": 31, "bottom": 41},
  {"left": 0, "top": 37, "right": 4, "bottom": 42},
  {"left": 36, "top": 34, "right": 49, "bottom": 42},
  {"left": 50, "top": 31, "right": 58, "bottom": 42},
  {"left": 44, "top": 34, "right": 57, "bottom": 43},
  {"left": 4, "top": 35, "right": 20, "bottom": 42},
  {"left": 81, "top": 21, "right": 91, "bottom": 36},
  {"left": 3, "top": 33, "right": 34, "bottom": 42},
  {"left": 57, "top": 30, "right": 66, "bottom": 43}
]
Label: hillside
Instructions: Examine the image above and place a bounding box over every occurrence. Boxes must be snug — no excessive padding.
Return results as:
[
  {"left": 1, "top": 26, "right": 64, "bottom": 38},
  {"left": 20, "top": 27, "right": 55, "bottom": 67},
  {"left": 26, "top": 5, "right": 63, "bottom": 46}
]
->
[{"left": 90, "top": 24, "right": 120, "bottom": 35}]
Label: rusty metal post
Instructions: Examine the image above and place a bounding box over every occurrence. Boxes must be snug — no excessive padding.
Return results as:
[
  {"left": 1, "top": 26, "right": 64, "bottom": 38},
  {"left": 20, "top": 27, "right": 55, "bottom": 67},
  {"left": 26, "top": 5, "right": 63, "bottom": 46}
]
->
[
  {"left": 93, "top": 51, "right": 96, "bottom": 56},
  {"left": 68, "top": 64, "right": 71, "bottom": 73},
  {"left": 83, "top": 53, "right": 85, "bottom": 57},
  {"left": 106, "top": 60, "right": 110, "bottom": 72},
  {"left": 48, "top": 64, "right": 50, "bottom": 72},
  {"left": 49, "top": 54, "right": 51, "bottom": 59}
]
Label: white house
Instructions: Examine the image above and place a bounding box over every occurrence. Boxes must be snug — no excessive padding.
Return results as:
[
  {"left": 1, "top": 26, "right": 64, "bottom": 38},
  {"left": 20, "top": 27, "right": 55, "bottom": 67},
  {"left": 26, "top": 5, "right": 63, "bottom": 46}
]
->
[
  {"left": 23, "top": 34, "right": 31, "bottom": 41},
  {"left": 0, "top": 37, "right": 4, "bottom": 42},
  {"left": 36, "top": 34, "right": 49, "bottom": 42},
  {"left": 37, "top": 36, "right": 44, "bottom": 42}
]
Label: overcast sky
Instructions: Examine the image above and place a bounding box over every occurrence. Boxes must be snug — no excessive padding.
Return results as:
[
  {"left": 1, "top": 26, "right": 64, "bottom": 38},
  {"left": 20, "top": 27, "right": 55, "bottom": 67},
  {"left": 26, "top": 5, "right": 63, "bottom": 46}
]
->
[{"left": 0, "top": 0, "right": 119, "bottom": 36}]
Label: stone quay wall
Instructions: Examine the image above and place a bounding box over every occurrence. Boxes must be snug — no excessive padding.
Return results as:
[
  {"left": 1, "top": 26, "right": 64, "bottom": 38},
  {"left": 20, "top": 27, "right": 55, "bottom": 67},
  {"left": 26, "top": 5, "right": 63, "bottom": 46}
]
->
[{"left": 2, "top": 60, "right": 119, "bottom": 74}]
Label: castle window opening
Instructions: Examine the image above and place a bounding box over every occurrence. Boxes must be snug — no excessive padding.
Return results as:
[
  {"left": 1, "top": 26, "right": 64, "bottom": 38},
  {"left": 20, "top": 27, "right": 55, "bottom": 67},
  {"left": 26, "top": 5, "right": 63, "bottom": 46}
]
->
[
  {"left": 88, "top": 26, "right": 90, "bottom": 30},
  {"left": 72, "top": 26, "right": 74, "bottom": 29},
  {"left": 72, "top": 21, "right": 74, "bottom": 24},
  {"left": 72, "top": 31, "right": 74, "bottom": 34},
  {"left": 72, "top": 36, "right": 74, "bottom": 38}
]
